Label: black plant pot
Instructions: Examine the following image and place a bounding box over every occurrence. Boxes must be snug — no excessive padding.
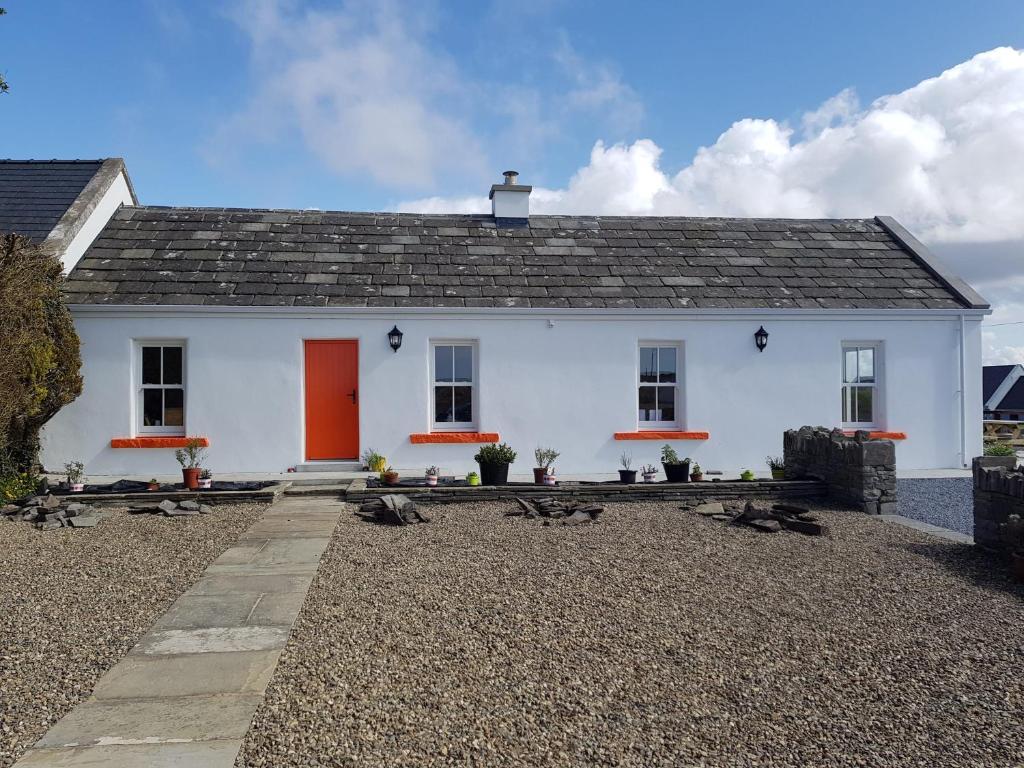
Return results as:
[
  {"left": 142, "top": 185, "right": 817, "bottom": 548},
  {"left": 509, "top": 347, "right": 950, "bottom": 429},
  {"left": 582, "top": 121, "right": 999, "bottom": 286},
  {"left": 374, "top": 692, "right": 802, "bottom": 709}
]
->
[
  {"left": 618, "top": 469, "right": 637, "bottom": 484},
  {"left": 663, "top": 461, "right": 691, "bottom": 483},
  {"left": 478, "top": 461, "right": 510, "bottom": 486}
]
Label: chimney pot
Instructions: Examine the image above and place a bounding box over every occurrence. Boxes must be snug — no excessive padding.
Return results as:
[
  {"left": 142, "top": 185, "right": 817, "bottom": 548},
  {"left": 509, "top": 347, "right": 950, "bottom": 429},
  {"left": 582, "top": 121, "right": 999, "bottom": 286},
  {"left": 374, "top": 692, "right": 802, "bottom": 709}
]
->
[{"left": 502, "top": 170, "right": 519, "bottom": 185}]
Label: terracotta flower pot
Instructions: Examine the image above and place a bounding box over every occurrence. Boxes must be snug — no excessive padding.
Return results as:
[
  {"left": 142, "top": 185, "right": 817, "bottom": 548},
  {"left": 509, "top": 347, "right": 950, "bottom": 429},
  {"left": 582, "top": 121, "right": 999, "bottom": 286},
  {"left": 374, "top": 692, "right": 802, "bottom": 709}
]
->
[
  {"left": 690, "top": 473, "right": 703, "bottom": 482},
  {"left": 147, "top": 483, "right": 160, "bottom": 492},
  {"left": 383, "top": 472, "right": 400, "bottom": 486},
  {"left": 182, "top": 468, "right": 200, "bottom": 490}
]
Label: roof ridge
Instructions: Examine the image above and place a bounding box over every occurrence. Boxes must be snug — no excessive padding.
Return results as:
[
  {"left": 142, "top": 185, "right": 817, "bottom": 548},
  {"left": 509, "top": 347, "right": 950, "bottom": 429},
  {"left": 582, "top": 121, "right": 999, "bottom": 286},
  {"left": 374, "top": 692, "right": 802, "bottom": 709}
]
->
[{"left": 0, "top": 158, "right": 108, "bottom": 164}]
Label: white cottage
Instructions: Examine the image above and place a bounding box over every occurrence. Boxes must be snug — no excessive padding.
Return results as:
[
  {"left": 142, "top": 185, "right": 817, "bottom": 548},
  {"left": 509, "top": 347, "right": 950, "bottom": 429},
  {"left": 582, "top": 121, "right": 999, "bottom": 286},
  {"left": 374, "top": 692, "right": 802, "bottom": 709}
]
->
[{"left": 21, "top": 164, "right": 988, "bottom": 477}]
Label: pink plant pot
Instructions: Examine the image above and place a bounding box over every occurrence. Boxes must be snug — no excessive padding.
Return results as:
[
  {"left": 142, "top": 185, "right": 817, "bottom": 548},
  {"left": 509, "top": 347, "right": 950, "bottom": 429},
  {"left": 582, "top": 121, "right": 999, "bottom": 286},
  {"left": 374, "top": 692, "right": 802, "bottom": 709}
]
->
[
  {"left": 543, "top": 474, "right": 556, "bottom": 486},
  {"left": 426, "top": 476, "right": 438, "bottom": 487},
  {"left": 70, "top": 483, "right": 84, "bottom": 493}
]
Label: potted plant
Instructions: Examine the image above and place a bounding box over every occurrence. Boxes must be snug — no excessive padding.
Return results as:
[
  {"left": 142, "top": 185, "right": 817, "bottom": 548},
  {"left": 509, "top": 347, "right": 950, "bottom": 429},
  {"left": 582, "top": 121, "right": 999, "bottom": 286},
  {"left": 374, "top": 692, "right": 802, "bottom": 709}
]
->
[
  {"left": 641, "top": 464, "right": 658, "bottom": 483},
  {"left": 65, "top": 461, "right": 85, "bottom": 492},
  {"left": 543, "top": 466, "right": 557, "bottom": 486},
  {"left": 425, "top": 465, "right": 440, "bottom": 487},
  {"left": 533, "top": 447, "right": 560, "bottom": 485},
  {"left": 661, "top": 445, "right": 691, "bottom": 483},
  {"left": 740, "top": 469, "right": 755, "bottom": 481},
  {"left": 147, "top": 478, "right": 160, "bottom": 492},
  {"left": 475, "top": 443, "right": 517, "bottom": 486},
  {"left": 362, "top": 448, "right": 387, "bottom": 473},
  {"left": 466, "top": 471, "right": 481, "bottom": 486},
  {"left": 690, "top": 463, "right": 703, "bottom": 482},
  {"left": 766, "top": 456, "right": 785, "bottom": 480},
  {"left": 381, "top": 467, "right": 400, "bottom": 486},
  {"left": 198, "top": 468, "right": 213, "bottom": 489},
  {"left": 619, "top": 453, "right": 637, "bottom": 484},
  {"left": 175, "top": 438, "right": 207, "bottom": 490}
]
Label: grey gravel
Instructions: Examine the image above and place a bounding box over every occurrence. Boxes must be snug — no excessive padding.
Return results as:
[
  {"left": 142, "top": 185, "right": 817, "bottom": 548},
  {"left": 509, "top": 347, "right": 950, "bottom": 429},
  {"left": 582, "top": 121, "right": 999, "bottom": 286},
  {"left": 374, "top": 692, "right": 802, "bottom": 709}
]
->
[
  {"left": 0, "top": 504, "right": 264, "bottom": 768},
  {"left": 237, "top": 500, "right": 1024, "bottom": 768},
  {"left": 897, "top": 477, "right": 974, "bottom": 535}
]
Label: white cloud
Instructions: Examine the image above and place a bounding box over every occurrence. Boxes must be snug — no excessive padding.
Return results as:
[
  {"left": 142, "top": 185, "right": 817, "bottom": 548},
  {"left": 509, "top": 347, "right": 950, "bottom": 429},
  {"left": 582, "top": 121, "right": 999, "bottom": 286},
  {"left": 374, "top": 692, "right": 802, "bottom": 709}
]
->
[
  {"left": 209, "top": 0, "right": 486, "bottom": 189},
  {"left": 213, "top": 0, "right": 644, "bottom": 191}
]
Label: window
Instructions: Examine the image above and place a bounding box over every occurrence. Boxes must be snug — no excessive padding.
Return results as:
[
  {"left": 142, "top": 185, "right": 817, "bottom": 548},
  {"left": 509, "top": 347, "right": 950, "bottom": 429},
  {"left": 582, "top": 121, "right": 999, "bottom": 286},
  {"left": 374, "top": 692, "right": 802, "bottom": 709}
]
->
[
  {"left": 431, "top": 342, "right": 476, "bottom": 430},
  {"left": 638, "top": 344, "right": 680, "bottom": 427},
  {"left": 842, "top": 344, "right": 880, "bottom": 428},
  {"left": 138, "top": 342, "right": 185, "bottom": 434}
]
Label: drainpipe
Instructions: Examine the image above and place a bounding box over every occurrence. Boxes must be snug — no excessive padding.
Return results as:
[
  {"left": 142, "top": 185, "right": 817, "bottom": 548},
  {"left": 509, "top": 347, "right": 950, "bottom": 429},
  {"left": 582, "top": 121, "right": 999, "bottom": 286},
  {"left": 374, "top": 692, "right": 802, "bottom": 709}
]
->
[{"left": 959, "top": 314, "right": 967, "bottom": 468}]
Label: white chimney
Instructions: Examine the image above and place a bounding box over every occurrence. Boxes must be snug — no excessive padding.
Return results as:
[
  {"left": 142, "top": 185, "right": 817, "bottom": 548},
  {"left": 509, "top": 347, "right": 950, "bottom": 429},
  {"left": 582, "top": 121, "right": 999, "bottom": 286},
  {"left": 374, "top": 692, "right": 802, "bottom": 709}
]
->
[{"left": 489, "top": 170, "right": 531, "bottom": 220}]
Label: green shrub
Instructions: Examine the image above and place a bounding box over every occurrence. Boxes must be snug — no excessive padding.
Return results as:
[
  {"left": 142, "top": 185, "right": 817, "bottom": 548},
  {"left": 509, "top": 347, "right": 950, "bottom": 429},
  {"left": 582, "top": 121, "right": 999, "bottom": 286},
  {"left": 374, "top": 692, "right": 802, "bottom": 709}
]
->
[
  {"left": 474, "top": 443, "right": 517, "bottom": 464},
  {"left": 0, "top": 233, "right": 83, "bottom": 474},
  {"left": 0, "top": 472, "right": 38, "bottom": 502},
  {"left": 984, "top": 442, "right": 1017, "bottom": 457}
]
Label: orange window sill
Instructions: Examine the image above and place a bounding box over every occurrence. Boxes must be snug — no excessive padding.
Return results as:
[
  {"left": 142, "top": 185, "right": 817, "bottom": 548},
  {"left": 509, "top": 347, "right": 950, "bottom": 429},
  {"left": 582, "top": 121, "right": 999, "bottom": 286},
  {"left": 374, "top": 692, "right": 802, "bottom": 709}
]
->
[
  {"left": 614, "top": 431, "right": 710, "bottom": 441},
  {"left": 110, "top": 437, "right": 210, "bottom": 449},
  {"left": 409, "top": 432, "right": 500, "bottom": 444},
  {"left": 842, "top": 430, "right": 907, "bottom": 440}
]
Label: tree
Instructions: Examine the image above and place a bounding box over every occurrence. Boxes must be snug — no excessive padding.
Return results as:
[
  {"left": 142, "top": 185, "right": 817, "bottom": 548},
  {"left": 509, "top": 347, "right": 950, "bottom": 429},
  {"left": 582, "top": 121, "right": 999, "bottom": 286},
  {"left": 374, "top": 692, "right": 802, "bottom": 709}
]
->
[
  {"left": 0, "top": 8, "right": 7, "bottom": 94},
  {"left": 0, "top": 234, "right": 83, "bottom": 474}
]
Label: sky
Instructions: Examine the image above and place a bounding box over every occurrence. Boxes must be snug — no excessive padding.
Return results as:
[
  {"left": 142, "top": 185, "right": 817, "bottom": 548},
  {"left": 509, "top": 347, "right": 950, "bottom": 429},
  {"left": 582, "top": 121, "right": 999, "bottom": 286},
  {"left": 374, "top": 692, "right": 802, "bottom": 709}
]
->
[{"left": 2, "top": 0, "right": 1024, "bottom": 361}]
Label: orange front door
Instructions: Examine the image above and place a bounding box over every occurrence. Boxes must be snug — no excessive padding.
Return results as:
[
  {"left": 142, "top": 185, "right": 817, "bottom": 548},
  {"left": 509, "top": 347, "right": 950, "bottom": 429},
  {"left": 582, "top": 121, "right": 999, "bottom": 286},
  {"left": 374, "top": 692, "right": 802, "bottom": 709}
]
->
[{"left": 304, "top": 340, "right": 359, "bottom": 460}]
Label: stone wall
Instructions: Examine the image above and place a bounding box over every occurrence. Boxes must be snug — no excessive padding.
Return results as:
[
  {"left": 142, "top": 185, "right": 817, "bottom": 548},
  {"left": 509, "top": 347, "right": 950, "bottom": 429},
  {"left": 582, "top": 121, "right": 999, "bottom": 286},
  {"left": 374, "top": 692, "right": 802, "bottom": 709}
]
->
[
  {"left": 972, "top": 456, "right": 1024, "bottom": 555},
  {"left": 783, "top": 426, "right": 897, "bottom": 514}
]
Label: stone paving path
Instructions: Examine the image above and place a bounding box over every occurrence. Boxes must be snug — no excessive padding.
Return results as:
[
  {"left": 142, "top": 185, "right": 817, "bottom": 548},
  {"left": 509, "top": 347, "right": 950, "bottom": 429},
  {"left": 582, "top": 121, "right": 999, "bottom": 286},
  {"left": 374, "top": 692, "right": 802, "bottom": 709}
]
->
[{"left": 12, "top": 497, "right": 342, "bottom": 768}]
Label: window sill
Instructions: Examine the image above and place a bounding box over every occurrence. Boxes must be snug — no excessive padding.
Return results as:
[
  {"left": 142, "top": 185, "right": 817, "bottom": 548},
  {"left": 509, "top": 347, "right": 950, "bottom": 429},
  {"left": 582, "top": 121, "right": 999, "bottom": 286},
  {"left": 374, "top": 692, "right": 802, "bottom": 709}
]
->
[
  {"left": 409, "top": 432, "right": 499, "bottom": 444},
  {"left": 111, "top": 437, "right": 209, "bottom": 449},
  {"left": 841, "top": 430, "right": 907, "bottom": 440},
  {"left": 614, "top": 431, "right": 710, "bottom": 440}
]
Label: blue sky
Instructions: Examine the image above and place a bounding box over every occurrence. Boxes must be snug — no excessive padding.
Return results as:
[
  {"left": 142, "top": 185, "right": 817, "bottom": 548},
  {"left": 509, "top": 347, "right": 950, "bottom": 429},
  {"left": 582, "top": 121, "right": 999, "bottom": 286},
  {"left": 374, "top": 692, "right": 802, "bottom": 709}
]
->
[{"left": 3, "top": 0, "right": 1024, "bottom": 358}]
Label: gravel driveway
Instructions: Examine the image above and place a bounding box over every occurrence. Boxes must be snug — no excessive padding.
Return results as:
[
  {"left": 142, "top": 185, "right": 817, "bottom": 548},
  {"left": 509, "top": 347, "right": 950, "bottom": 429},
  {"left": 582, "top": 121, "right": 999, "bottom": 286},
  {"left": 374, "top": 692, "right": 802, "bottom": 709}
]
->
[
  {"left": 897, "top": 477, "right": 974, "bottom": 536},
  {"left": 237, "top": 500, "right": 1024, "bottom": 768},
  {"left": 0, "top": 504, "right": 264, "bottom": 768}
]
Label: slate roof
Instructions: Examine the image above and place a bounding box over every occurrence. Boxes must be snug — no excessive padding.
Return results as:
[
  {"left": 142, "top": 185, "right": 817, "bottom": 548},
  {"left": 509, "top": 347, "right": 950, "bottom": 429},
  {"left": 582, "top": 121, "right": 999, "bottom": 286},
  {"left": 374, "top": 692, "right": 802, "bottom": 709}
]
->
[
  {"left": 997, "top": 379, "right": 1024, "bottom": 411},
  {"left": 64, "top": 207, "right": 982, "bottom": 310},
  {"left": 983, "top": 365, "right": 1016, "bottom": 403},
  {"left": 0, "top": 160, "right": 105, "bottom": 242}
]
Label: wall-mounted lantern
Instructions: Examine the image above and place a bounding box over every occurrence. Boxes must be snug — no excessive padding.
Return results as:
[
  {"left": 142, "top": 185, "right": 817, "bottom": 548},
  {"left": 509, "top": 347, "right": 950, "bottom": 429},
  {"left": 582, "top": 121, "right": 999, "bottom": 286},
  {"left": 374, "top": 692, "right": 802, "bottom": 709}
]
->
[
  {"left": 388, "top": 325, "right": 403, "bottom": 353},
  {"left": 754, "top": 325, "right": 769, "bottom": 352}
]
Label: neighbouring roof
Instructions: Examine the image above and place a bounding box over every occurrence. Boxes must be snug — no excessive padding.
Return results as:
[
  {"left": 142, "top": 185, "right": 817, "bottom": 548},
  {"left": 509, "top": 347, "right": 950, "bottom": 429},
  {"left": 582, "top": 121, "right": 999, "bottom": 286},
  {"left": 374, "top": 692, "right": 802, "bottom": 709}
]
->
[
  {"left": 983, "top": 365, "right": 1017, "bottom": 404},
  {"left": 63, "top": 207, "right": 987, "bottom": 310},
  {"left": 0, "top": 160, "right": 106, "bottom": 242},
  {"left": 997, "top": 379, "right": 1024, "bottom": 411}
]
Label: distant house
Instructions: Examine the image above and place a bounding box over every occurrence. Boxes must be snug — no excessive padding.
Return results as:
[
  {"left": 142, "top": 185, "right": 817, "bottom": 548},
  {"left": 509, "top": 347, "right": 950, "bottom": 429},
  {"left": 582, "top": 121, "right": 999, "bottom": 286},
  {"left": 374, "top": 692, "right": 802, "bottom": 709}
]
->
[
  {"left": 984, "top": 364, "right": 1024, "bottom": 421},
  {"left": 0, "top": 160, "right": 993, "bottom": 475},
  {"left": 0, "top": 159, "right": 136, "bottom": 272}
]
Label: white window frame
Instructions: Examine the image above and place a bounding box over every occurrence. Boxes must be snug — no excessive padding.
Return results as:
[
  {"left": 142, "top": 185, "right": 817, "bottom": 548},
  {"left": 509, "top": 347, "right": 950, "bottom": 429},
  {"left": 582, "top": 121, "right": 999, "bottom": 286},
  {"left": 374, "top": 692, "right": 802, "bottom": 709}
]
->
[
  {"left": 135, "top": 340, "right": 187, "bottom": 436},
  {"left": 841, "top": 341, "right": 883, "bottom": 430},
  {"left": 637, "top": 341, "right": 683, "bottom": 430},
  {"left": 429, "top": 340, "right": 478, "bottom": 432}
]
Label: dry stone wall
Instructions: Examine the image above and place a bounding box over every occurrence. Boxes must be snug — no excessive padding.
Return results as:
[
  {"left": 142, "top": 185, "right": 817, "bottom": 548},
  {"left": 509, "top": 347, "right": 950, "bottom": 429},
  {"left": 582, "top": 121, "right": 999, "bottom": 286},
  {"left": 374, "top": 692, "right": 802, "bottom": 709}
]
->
[
  {"left": 783, "top": 426, "right": 897, "bottom": 514},
  {"left": 972, "top": 456, "right": 1024, "bottom": 555}
]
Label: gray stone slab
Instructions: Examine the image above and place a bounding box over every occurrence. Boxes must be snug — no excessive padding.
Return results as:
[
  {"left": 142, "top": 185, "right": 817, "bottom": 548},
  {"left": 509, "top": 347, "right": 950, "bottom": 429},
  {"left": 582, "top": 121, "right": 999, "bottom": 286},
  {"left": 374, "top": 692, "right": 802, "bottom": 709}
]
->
[
  {"left": 34, "top": 694, "right": 262, "bottom": 748},
  {"left": 184, "top": 573, "right": 312, "bottom": 596},
  {"left": 246, "top": 592, "right": 307, "bottom": 625},
  {"left": 201, "top": 562, "right": 320, "bottom": 577},
  {"left": 133, "top": 626, "right": 289, "bottom": 656},
  {"left": 12, "top": 740, "right": 241, "bottom": 767},
  {"left": 879, "top": 514, "right": 975, "bottom": 544},
  {"left": 151, "top": 594, "right": 263, "bottom": 630},
  {"left": 91, "top": 650, "right": 281, "bottom": 699}
]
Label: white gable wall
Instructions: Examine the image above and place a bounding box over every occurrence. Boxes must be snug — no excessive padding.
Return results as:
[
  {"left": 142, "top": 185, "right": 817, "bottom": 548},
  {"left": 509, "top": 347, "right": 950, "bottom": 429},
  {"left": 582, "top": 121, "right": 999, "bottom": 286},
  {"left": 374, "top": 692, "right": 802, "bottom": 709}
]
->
[
  {"left": 40, "top": 308, "right": 984, "bottom": 477},
  {"left": 57, "top": 171, "right": 135, "bottom": 273}
]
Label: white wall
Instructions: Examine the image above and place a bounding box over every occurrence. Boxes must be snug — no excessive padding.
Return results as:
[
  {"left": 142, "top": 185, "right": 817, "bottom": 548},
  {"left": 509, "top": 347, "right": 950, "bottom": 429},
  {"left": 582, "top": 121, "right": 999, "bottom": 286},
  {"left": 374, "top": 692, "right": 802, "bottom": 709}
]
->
[{"left": 40, "top": 309, "right": 985, "bottom": 477}]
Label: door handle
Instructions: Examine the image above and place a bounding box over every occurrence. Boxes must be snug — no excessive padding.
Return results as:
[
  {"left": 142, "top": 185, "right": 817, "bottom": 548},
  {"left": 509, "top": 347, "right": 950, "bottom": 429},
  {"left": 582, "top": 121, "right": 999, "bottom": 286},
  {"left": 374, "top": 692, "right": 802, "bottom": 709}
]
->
[{"left": 349, "top": 389, "right": 358, "bottom": 404}]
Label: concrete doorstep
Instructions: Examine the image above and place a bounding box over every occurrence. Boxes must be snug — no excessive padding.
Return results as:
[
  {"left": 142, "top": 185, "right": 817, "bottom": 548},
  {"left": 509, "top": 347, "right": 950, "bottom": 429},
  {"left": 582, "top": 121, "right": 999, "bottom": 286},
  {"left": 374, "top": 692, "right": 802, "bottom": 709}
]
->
[{"left": 12, "top": 497, "right": 342, "bottom": 768}]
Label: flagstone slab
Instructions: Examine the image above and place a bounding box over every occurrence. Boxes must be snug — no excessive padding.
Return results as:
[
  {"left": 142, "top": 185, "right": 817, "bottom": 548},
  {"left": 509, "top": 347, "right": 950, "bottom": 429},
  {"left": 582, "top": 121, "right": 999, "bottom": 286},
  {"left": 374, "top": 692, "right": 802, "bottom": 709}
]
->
[{"left": 133, "top": 626, "right": 290, "bottom": 656}]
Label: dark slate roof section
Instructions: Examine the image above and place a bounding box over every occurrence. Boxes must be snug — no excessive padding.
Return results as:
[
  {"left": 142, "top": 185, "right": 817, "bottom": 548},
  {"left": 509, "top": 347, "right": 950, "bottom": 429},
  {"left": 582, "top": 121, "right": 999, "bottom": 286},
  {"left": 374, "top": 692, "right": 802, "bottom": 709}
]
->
[
  {"left": 64, "top": 208, "right": 976, "bottom": 309},
  {"left": 983, "top": 365, "right": 1016, "bottom": 404},
  {"left": 0, "top": 160, "right": 105, "bottom": 242},
  {"left": 994, "top": 378, "right": 1024, "bottom": 411}
]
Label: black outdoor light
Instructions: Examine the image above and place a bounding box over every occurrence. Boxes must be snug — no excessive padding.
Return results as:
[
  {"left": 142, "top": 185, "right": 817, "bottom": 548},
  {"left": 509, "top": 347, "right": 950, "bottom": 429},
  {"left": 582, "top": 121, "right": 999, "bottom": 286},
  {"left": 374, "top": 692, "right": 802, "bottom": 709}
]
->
[
  {"left": 387, "top": 325, "right": 404, "bottom": 353},
  {"left": 754, "top": 325, "right": 769, "bottom": 352}
]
